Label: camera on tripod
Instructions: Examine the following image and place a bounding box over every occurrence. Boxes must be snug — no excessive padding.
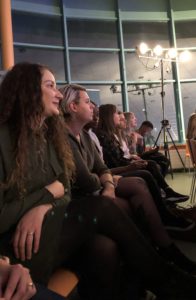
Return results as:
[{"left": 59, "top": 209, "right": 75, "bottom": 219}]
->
[{"left": 161, "top": 119, "right": 171, "bottom": 128}]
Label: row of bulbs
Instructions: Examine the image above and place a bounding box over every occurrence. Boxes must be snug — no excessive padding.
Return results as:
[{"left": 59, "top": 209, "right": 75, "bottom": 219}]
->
[{"left": 138, "top": 42, "right": 191, "bottom": 62}]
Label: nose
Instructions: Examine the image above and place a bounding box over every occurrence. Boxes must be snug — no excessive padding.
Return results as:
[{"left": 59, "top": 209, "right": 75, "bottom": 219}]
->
[{"left": 56, "top": 89, "right": 63, "bottom": 100}]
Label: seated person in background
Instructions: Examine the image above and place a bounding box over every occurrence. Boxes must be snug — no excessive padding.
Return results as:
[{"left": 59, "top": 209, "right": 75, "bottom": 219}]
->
[
  {"left": 97, "top": 104, "right": 189, "bottom": 204},
  {"left": 187, "top": 113, "right": 196, "bottom": 140},
  {"left": 136, "top": 120, "right": 170, "bottom": 177},
  {"left": 86, "top": 105, "right": 193, "bottom": 232},
  {"left": 124, "top": 112, "right": 138, "bottom": 155}
]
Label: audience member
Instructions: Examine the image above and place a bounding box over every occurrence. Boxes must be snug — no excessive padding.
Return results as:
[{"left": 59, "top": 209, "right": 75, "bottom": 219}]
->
[
  {"left": 136, "top": 120, "right": 170, "bottom": 176},
  {"left": 0, "top": 63, "right": 127, "bottom": 300},
  {"left": 97, "top": 104, "right": 189, "bottom": 204}
]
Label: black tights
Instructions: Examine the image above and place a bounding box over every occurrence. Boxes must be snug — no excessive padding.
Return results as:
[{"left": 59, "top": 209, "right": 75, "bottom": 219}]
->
[
  {"left": 77, "top": 235, "right": 142, "bottom": 300},
  {"left": 76, "top": 235, "right": 122, "bottom": 300},
  {"left": 120, "top": 169, "right": 175, "bottom": 225},
  {"left": 114, "top": 176, "right": 171, "bottom": 247},
  {"left": 145, "top": 160, "right": 169, "bottom": 190},
  {"left": 58, "top": 197, "right": 171, "bottom": 289}
]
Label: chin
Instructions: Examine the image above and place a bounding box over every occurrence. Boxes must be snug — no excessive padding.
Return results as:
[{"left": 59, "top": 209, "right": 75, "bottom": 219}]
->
[{"left": 53, "top": 109, "right": 60, "bottom": 116}]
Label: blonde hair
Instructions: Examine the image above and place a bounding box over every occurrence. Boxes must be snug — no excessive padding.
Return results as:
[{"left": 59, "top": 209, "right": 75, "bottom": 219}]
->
[{"left": 59, "top": 84, "right": 86, "bottom": 120}]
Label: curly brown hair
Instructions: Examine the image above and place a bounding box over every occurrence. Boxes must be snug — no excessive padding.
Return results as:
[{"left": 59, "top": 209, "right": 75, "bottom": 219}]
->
[{"left": 0, "top": 62, "right": 75, "bottom": 192}]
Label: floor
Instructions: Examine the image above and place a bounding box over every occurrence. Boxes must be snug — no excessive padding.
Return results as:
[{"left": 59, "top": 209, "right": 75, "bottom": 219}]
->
[{"left": 166, "top": 171, "right": 196, "bottom": 261}]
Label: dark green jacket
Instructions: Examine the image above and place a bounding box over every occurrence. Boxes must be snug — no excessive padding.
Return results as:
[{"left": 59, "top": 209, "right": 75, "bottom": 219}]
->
[
  {"left": 0, "top": 124, "right": 71, "bottom": 234},
  {"left": 68, "top": 130, "right": 110, "bottom": 195}
]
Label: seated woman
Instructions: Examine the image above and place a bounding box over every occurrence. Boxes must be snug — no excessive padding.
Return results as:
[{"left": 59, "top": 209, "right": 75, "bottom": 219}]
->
[
  {"left": 124, "top": 113, "right": 170, "bottom": 177},
  {"left": 59, "top": 83, "right": 195, "bottom": 274},
  {"left": 96, "top": 104, "right": 188, "bottom": 204},
  {"left": 1, "top": 63, "right": 196, "bottom": 300},
  {"left": 0, "top": 63, "right": 126, "bottom": 300}
]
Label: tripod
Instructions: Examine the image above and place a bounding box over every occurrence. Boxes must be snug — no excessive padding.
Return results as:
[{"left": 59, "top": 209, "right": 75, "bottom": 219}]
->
[{"left": 154, "top": 59, "right": 186, "bottom": 178}]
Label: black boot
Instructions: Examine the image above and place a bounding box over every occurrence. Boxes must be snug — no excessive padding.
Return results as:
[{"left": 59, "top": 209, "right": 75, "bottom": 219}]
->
[
  {"left": 154, "top": 263, "right": 196, "bottom": 300},
  {"left": 157, "top": 243, "right": 196, "bottom": 274}
]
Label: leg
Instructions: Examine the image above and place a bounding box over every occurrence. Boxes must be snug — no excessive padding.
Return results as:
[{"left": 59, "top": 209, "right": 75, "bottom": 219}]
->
[
  {"left": 145, "top": 160, "right": 168, "bottom": 190},
  {"left": 115, "top": 176, "right": 171, "bottom": 247},
  {"left": 58, "top": 196, "right": 166, "bottom": 284},
  {"left": 76, "top": 235, "right": 123, "bottom": 300},
  {"left": 146, "top": 160, "right": 189, "bottom": 203}
]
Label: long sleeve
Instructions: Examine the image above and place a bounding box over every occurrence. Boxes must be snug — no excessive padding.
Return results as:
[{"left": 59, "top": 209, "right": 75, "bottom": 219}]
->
[
  {"left": 68, "top": 130, "right": 110, "bottom": 194},
  {"left": 97, "top": 132, "right": 130, "bottom": 168},
  {"left": 0, "top": 125, "right": 70, "bottom": 234}
]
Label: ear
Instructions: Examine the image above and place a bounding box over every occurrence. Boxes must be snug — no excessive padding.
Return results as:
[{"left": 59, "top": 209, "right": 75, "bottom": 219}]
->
[{"left": 69, "top": 101, "right": 78, "bottom": 113}]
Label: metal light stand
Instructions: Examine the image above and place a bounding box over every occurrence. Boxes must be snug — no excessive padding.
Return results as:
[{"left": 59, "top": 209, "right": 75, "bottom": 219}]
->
[{"left": 154, "top": 59, "right": 186, "bottom": 178}]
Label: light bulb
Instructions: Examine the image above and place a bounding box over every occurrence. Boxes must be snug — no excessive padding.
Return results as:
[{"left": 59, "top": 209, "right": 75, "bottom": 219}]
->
[
  {"left": 179, "top": 50, "right": 191, "bottom": 62},
  {"left": 167, "top": 48, "right": 177, "bottom": 59},
  {"left": 139, "top": 42, "right": 149, "bottom": 55},
  {"left": 153, "top": 45, "right": 163, "bottom": 56}
]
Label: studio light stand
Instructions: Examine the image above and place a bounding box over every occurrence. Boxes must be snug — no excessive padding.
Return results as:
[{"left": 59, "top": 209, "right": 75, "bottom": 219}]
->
[
  {"left": 136, "top": 43, "right": 190, "bottom": 177},
  {"left": 153, "top": 59, "right": 186, "bottom": 178}
]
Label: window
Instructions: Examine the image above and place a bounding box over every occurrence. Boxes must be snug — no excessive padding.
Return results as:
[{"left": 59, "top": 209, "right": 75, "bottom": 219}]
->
[
  {"left": 67, "top": 20, "right": 118, "bottom": 48},
  {"left": 70, "top": 51, "right": 120, "bottom": 81},
  {"left": 12, "top": 12, "right": 63, "bottom": 46},
  {"left": 14, "top": 47, "right": 65, "bottom": 81}
]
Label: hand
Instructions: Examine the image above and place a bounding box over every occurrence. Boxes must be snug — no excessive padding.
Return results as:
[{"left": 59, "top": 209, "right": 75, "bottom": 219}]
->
[
  {"left": 45, "top": 180, "right": 65, "bottom": 199},
  {"left": 128, "top": 160, "right": 148, "bottom": 170},
  {"left": 113, "top": 175, "right": 122, "bottom": 187},
  {"left": 102, "top": 186, "right": 116, "bottom": 199},
  {"left": 0, "top": 263, "right": 36, "bottom": 300},
  {"left": 130, "top": 154, "right": 141, "bottom": 160},
  {"left": 13, "top": 205, "right": 52, "bottom": 261}
]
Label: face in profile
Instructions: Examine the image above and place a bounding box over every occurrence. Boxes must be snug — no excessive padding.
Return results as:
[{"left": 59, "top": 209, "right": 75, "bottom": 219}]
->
[
  {"left": 72, "top": 91, "right": 94, "bottom": 124},
  {"left": 119, "top": 113, "right": 127, "bottom": 129},
  {"left": 130, "top": 113, "right": 137, "bottom": 128},
  {"left": 113, "top": 110, "right": 121, "bottom": 127},
  {"left": 41, "top": 69, "right": 63, "bottom": 118}
]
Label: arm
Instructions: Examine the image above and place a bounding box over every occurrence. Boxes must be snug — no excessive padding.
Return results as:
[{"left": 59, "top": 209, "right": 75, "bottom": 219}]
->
[
  {"left": 0, "top": 146, "right": 70, "bottom": 235},
  {"left": 12, "top": 180, "right": 67, "bottom": 261},
  {"left": 69, "top": 132, "right": 108, "bottom": 194},
  {"left": 97, "top": 133, "right": 130, "bottom": 168},
  {"left": 99, "top": 173, "right": 116, "bottom": 199}
]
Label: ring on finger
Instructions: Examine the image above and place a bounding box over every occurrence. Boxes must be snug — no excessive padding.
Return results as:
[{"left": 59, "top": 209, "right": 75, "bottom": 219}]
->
[
  {"left": 27, "top": 232, "right": 34, "bottom": 236},
  {"left": 27, "top": 282, "right": 34, "bottom": 288}
]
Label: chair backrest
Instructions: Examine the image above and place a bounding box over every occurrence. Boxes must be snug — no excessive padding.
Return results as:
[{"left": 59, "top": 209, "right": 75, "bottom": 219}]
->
[{"left": 189, "top": 139, "right": 196, "bottom": 167}]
